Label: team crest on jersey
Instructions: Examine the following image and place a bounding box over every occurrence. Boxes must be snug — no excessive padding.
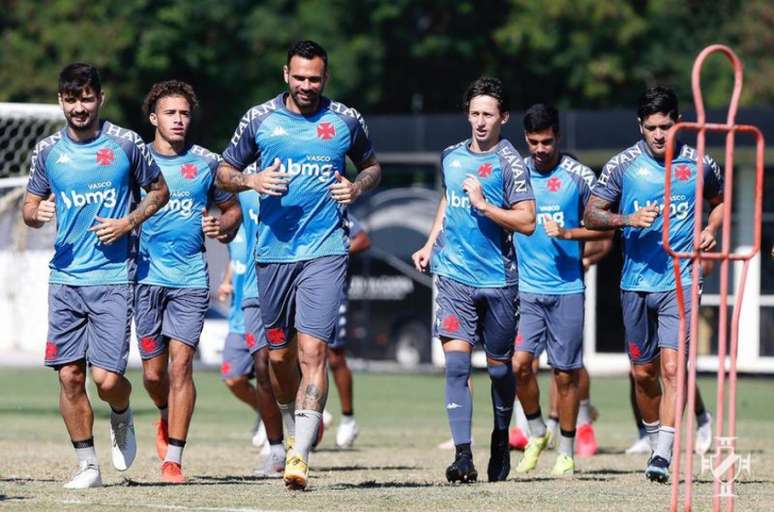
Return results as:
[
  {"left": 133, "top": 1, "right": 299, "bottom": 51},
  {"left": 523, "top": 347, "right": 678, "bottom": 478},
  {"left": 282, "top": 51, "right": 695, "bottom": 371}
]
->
[
  {"left": 220, "top": 361, "right": 232, "bottom": 376},
  {"left": 140, "top": 336, "right": 157, "bottom": 353},
  {"left": 45, "top": 341, "right": 58, "bottom": 361},
  {"left": 547, "top": 176, "right": 562, "bottom": 192},
  {"left": 628, "top": 342, "right": 641, "bottom": 359},
  {"left": 245, "top": 333, "right": 256, "bottom": 349},
  {"left": 442, "top": 314, "right": 460, "bottom": 332},
  {"left": 514, "top": 334, "right": 524, "bottom": 346},
  {"left": 267, "top": 328, "right": 286, "bottom": 346},
  {"left": 96, "top": 148, "right": 115, "bottom": 166},
  {"left": 317, "top": 122, "right": 336, "bottom": 140},
  {"left": 180, "top": 163, "right": 198, "bottom": 180},
  {"left": 478, "top": 163, "right": 493, "bottom": 178},
  {"left": 674, "top": 165, "right": 692, "bottom": 181}
]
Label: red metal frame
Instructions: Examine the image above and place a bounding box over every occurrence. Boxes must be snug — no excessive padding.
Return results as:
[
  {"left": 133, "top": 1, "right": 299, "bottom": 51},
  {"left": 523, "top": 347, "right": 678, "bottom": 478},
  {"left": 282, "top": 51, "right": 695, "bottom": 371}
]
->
[{"left": 662, "top": 44, "right": 765, "bottom": 512}]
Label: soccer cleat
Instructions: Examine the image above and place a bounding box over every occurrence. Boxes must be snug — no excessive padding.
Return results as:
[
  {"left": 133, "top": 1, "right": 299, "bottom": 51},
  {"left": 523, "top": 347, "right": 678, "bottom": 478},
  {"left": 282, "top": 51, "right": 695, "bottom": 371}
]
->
[
  {"left": 252, "top": 418, "right": 267, "bottom": 448},
  {"left": 284, "top": 454, "right": 309, "bottom": 490},
  {"left": 625, "top": 435, "right": 651, "bottom": 454},
  {"left": 322, "top": 409, "right": 334, "bottom": 429},
  {"left": 161, "top": 461, "right": 185, "bottom": 484},
  {"left": 551, "top": 453, "right": 575, "bottom": 476},
  {"left": 63, "top": 461, "right": 102, "bottom": 489},
  {"left": 110, "top": 408, "right": 137, "bottom": 471},
  {"left": 695, "top": 411, "right": 713, "bottom": 455},
  {"left": 575, "top": 424, "right": 599, "bottom": 457},
  {"left": 336, "top": 416, "right": 359, "bottom": 449},
  {"left": 487, "top": 430, "right": 510, "bottom": 482},
  {"left": 645, "top": 455, "right": 670, "bottom": 484},
  {"left": 508, "top": 427, "right": 528, "bottom": 451},
  {"left": 256, "top": 445, "right": 286, "bottom": 478},
  {"left": 446, "top": 450, "right": 478, "bottom": 483},
  {"left": 155, "top": 419, "right": 169, "bottom": 461},
  {"left": 546, "top": 421, "right": 558, "bottom": 450},
  {"left": 515, "top": 435, "right": 549, "bottom": 473}
]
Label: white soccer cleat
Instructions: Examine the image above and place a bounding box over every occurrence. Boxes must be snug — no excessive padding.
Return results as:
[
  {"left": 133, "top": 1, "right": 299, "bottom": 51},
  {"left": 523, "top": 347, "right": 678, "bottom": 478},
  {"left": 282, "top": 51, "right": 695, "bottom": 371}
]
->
[
  {"left": 252, "top": 419, "right": 267, "bottom": 448},
  {"left": 255, "top": 444, "right": 286, "bottom": 478},
  {"left": 322, "top": 409, "right": 334, "bottom": 429},
  {"left": 110, "top": 408, "right": 137, "bottom": 471},
  {"left": 625, "top": 435, "right": 651, "bottom": 454},
  {"left": 336, "top": 416, "right": 359, "bottom": 449},
  {"left": 695, "top": 412, "right": 713, "bottom": 455},
  {"left": 63, "top": 461, "right": 102, "bottom": 489}
]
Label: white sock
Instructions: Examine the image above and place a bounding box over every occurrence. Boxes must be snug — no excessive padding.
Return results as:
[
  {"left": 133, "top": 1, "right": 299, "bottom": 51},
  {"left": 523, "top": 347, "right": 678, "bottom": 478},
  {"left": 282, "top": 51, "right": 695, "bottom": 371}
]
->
[
  {"left": 559, "top": 430, "right": 575, "bottom": 457},
  {"left": 643, "top": 420, "right": 661, "bottom": 452},
  {"left": 74, "top": 443, "right": 98, "bottom": 466},
  {"left": 577, "top": 399, "right": 592, "bottom": 425},
  {"left": 654, "top": 426, "right": 675, "bottom": 463},
  {"left": 164, "top": 442, "right": 184, "bottom": 465},
  {"left": 278, "top": 401, "right": 296, "bottom": 438},
  {"left": 527, "top": 412, "right": 547, "bottom": 438},
  {"left": 293, "top": 409, "right": 322, "bottom": 461},
  {"left": 514, "top": 399, "right": 529, "bottom": 432}
]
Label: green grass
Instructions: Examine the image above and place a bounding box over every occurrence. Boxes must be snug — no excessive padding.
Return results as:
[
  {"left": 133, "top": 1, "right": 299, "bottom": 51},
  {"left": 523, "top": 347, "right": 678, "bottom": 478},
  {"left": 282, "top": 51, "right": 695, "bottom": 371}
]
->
[{"left": 0, "top": 368, "right": 772, "bottom": 511}]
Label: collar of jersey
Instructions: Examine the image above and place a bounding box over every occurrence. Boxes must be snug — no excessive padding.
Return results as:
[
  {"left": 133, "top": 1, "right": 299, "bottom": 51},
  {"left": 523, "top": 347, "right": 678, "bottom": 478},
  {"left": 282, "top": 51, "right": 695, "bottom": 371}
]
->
[
  {"left": 526, "top": 154, "right": 563, "bottom": 178},
  {"left": 463, "top": 138, "right": 504, "bottom": 157},
  {"left": 62, "top": 120, "right": 107, "bottom": 146},
  {"left": 277, "top": 92, "right": 330, "bottom": 121},
  {"left": 637, "top": 139, "right": 688, "bottom": 166},
  {"left": 149, "top": 142, "right": 193, "bottom": 161}
]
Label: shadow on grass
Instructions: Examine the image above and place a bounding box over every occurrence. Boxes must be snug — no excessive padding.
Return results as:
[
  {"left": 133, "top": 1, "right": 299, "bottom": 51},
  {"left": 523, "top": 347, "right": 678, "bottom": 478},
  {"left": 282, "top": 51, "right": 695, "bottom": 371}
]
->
[
  {"left": 0, "top": 477, "right": 58, "bottom": 483},
  {"left": 327, "top": 480, "right": 436, "bottom": 490},
  {"left": 315, "top": 465, "right": 418, "bottom": 472},
  {"left": 581, "top": 469, "right": 644, "bottom": 476},
  {"left": 115, "top": 475, "right": 277, "bottom": 487},
  {"left": 0, "top": 495, "right": 29, "bottom": 502}
]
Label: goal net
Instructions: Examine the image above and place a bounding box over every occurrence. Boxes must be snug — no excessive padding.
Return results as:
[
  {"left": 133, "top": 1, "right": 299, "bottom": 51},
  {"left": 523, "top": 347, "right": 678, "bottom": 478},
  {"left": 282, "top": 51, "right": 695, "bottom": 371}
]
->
[{"left": 0, "top": 103, "right": 63, "bottom": 363}]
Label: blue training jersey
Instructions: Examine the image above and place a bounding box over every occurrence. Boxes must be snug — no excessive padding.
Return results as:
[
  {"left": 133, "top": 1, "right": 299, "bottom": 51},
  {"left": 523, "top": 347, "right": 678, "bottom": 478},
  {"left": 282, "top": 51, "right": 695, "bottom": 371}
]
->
[
  {"left": 238, "top": 164, "right": 262, "bottom": 300},
  {"left": 222, "top": 93, "right": 374, "bottom": 263},
  {"left": 431, "top": 138, "right": 534, "bottom": 288},
  {"left": 26, "top": 121, "right": 160, "bottom": 286},
  {"left": 136, "top": 144, "right": 233, "bottom": 288},
  {"left": 592, "top": 140, "right": 723, "bottom": 292},
  {"left": 516, "top": 154, "right": 596, "bottom": 294},
  {"left": 226, "top": 224, "right": 248, "bottom": 335}
]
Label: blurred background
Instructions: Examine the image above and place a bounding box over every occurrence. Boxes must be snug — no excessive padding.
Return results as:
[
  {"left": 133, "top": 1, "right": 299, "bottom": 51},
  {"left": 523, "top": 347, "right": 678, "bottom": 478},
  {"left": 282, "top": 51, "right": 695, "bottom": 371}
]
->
[{"left": 0, "top": 0, "right": 772, "bottom": 373}]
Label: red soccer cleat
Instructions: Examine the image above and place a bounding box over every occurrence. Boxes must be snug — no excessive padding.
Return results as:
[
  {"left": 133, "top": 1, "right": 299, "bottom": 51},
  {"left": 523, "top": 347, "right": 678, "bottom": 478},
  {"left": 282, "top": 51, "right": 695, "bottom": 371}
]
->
[
  {"left": 161, "top": 461, "right": 185, "bottom": 484},
  {"left": 508, "top": 427, "right": 528, "bottom": 451},
  {"left": 575, "top": 423, "right": 599, "bottom": 457},
  {"left": 155, "top": 419, "right": 169, "bottom": 461}
]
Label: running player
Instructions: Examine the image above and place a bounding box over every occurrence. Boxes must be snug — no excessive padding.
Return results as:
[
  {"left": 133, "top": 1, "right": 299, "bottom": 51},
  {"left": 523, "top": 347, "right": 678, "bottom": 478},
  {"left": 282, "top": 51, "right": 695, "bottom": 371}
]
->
[
  {"left": 413, "top": 77, "right": 536, "bottom": 483},
  {"left": 510, "top": 104, "right": 613, "bottom": 476},
  {"left": 584, "top": 86, "right": 724, "bottom": 483},
  {"left": 216, "top": 40, "right": 382, "bottom": 489},
  {"left": 22, "top": 63, "right": 168, "bottom": 488},
  {"left": 136, "top": 80, "right": 241, "bottom": 483},
  {"left": 328, "top": 215, "right": 371, "bottom": 448}
]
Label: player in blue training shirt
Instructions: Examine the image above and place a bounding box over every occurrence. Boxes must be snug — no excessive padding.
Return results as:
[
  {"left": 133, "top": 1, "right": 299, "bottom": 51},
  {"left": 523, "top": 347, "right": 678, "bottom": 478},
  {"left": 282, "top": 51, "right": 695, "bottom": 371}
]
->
[
  {"left": 511, "top": 104, "right": 613, "bottom": 477},
  {"left": 584, "top": 86, "right": 724, "bottom": 483},
  {"left": 22, "top": 63, "right": 169, "bottom": 489},
  {"left": 135, "top": 81, "right": 241, "bottom": 483},
  {"left": 412, "top": 77, "right": 536, "bottom": 483},
  {"left": 215, "top": 40, "right": 382, "bottom": 490}
]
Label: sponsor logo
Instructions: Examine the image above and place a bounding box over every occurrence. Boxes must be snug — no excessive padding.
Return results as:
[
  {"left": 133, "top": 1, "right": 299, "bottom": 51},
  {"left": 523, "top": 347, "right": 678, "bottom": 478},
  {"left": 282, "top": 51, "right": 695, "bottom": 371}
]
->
[
  {"left": 632, "top": 198, "right": 690, "bottom": 220},
  {"left": 497, "top": 143, "right": 528, "bottom": 192},
  {"left": 446, "top": 402, "right": 462, "bottom": 410},
  {"left": 442, "top": 314, "right": 460, "bottom": 332},
  {"left": 271, "top": 126, "right": 287, "bottom": 137},
  {"left": 267, "top": 328, "right": 286, "bottom": 346},
  {"left": 547, "top": 176, "right": 562, "bottom": 192},
  {"left": 281, "top": 158, "right": 333, "bottom": 183},
  {"left": 537, "top": 210, "right": 565, "bottom": 227},
  {"left": 180, "top": 163, "right": 198, "bottom": 180},
  {"left": 317, "top": 122, "right": 336, "bottom": 140},
  {"left": 478, "top": 163, "right": 493, "bottom": 178},
  {"left": 446, "top": 189, "right": 471, "bottom": 209},
  {"left": 231, "top": 260, "right": 247, "bottom": 275},
  {"left": 60, "top": 182, "right": 117, "bottom": 209},
  {"left": 56, "top": 153, "right": 72, "bottom": 165},
  {"left": 96, "top": 148, "right": 115, "bottom": 166}
]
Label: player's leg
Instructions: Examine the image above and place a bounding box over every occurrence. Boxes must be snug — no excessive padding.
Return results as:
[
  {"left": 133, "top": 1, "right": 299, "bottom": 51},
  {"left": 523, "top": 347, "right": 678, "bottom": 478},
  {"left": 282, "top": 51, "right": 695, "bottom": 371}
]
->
[
  {"left": 253, "top": 345, "right": 285, "bottom": 477},
  {"left": 221, "top": 333, "right": 260, "bottom": 411},
  {"left": 625, "top": 371, "right": 651, "bottom": 454},
  {"left": 328, "top": 347, "right": 358, "bottom": 448},
  {"left": 694, "top": 384, "right": 713, "bottom": 454},
  {"left": 546, "top": 370, "right": 559, "bottom": 447}
]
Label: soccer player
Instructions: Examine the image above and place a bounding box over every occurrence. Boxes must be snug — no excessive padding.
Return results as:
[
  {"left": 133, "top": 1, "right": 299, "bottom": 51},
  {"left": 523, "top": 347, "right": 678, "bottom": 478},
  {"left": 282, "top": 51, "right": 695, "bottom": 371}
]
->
[
  {"left": 136, "top": 80, "right": 241, "bottom": 483},
  {"left": 584, "top": 86, "right": 724, "bottom": 483},
  {"left": 328, "top": 215, "right": 371, "bottom": 448},
  {"left": 510, "top": 104, "right": 613, "bottom": 476},
  {"left": 215, "top": 40, "right": 382, "bottom": 489},
  {"left": 412, "top": 77, "right": 536, "bottom": 483},
  {"left": 22, "top": 63, "right": 168, "bottom": 488}
]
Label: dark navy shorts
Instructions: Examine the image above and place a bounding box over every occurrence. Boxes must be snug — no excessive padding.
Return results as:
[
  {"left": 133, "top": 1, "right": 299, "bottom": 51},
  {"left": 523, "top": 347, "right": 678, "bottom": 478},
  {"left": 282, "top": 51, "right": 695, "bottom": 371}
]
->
[
  {"left": 516, "top": 292, "right": 584, "bottom": 370},
  {"left": 134, "top": 284, "right": 209, "bottom": 360},
  {"left": 242, "top": 297, "right": 268, "bottom": 355},
  {"left": 45, "top": 284, "right": 133, "bottom": 374},
  {"left": 328, "top": 278, "right": 350, "bottom": 350},
  {"left": 621, "top": 289, "right": 694, "bottom": 364},
  {"left": 433, "top": 275, "right": 519, "bottom": 361},
  {"left": 220, "top": 332, "right": 255, "bottom": 380},
  {"left": 258, "top": 255, "right": 348, "bottom": 350}
]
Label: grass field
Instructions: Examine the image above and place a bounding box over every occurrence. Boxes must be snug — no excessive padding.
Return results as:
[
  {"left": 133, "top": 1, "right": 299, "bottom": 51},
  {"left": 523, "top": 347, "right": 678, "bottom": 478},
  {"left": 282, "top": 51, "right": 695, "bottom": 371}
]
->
[{"left": 0, "top": 368, "right": 772, "bottom": 511}]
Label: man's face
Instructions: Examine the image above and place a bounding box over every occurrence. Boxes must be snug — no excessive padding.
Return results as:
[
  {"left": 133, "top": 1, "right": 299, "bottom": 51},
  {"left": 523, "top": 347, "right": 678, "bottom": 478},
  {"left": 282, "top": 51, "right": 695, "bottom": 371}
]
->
[
  {"left": 284, "top": 56, "right": 327, "bottom": 110},
  {"left": 59, "top": 86, "right": 103, "bottom": 132},
  {"left": 639, "top": 112, "right": 677, "bottom": 158},
  {"left": 467, "top": 95, "right": 508, "bottom": 147},
  {"left": 525, "top": 127, "right": 559, "bottom": 170},
  {"left": 150, "top": 95, "right": 191, "bottom": 145}
]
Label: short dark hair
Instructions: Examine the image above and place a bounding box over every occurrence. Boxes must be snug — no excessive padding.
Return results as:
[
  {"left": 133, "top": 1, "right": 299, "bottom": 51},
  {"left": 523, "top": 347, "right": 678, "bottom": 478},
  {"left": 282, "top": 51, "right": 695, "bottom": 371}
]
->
[
  {"left": 58, "top": 63, "right": 102, "bottom": 96},
  {"left": 142, "top": 80, "right": 199, "bottom": 119},
  {"left": 464, "top": 77, "right": 509, "bottom": 113},
  {"left": 637, "top": 86, "right": 679, "bottom": 122},
  {"left": 523, "top": 104, "right": 559, "bottom": 134},
  {"left": 287, "top": 40, "right": 328, "bottom": 68}
]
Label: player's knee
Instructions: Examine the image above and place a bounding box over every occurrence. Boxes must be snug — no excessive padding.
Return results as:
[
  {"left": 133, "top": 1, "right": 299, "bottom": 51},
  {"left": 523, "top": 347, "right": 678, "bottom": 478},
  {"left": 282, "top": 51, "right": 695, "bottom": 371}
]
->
[
  {"left": 269, "top": 347, "right": 294, "bottom": 368},
  {"left": 487, "top": 361, "right": 511, "bottom": 382},
  {"left": 94, "top": 373, "right": 122, "bottom": 396},
  {"left": 444, "top": 351, "right": 471, "bottom": 383},
  {"left": 224, "top": 377, "right": 245, "bottom": 390},
  {"left": 660, "top": 358, "right": 679, "bottom": 384},
  {"left": 631, "top": 362, "right": 658, "bottom": 384},
  {"left": 328, "top": 348, "right": 346, "bottom": 370},
  {"left": 553, "top": 369, "right": 576, "bottom": 392},
  {"left": 143, "top": 367, "right": 166, "bottom": 388},
  {"left": 58, "top": 366, "right": 87, "bottom": 395},
  {"left": 298, "top": 341, "right": 327, "bottom": 370},
  {"left": 514, "top": 357, "right": 534, "bottom": 383}
]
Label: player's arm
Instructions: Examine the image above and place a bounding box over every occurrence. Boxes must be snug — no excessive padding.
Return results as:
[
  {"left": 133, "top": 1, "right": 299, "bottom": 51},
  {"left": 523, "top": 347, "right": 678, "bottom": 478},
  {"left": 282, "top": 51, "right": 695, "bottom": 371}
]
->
[
  {"left": 544, "top": 219, "right": 614, "bottom": 241},
  {"left": 583, "top": 195, "right": 658, "bottom": 231},
  {"left": 215, "top": 159, "right": 287, "bottom": 195},
  {"left": 203, "top": 197, "right": 242, "bottom": 243},
  {"left": 698, "top": 194, "right": 724, "bottom": 251},
  {"left": 22, "top": 192, "right": 55, "bottom": 228},
  {"left": 349, "top": 230, "right": 371, "bottom": 255},
  {"left": 412, "top": 194, "right": 447, "bottom": 272},
  {"left": 330, "top": 155, "right": 382, "bottom": 205},
  {"left": 462, "top": 174, "right": 536, "bottom": 235},
  {"left": 217, "top": 258, "right": 234, "bottom": 302},
  {"left": 582, "top": 238, "right": 613, "bottom": 269}
]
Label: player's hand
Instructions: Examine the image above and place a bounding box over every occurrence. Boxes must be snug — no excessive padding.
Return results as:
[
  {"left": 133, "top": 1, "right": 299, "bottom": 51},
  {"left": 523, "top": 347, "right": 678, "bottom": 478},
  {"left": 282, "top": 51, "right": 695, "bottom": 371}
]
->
[
  {"left": 412, "top": 245, "right": 432, "bottom": 272},
  {"left": 330, "top": 171, "right": 360, "bottom": 204},
  {"left": 462, "top": 174, "right": 487, "bottom": 212},
  {"left": 250, "top": 158, "right": 288, "bottom": 196},
  {"left": 35, "top": 197, "right": 56, "bottom": 223},
  {"left": 202, "top": 208, "right": 230, "bottom": 241},
  {"left": 89, "top": 216, "right": 131, "bottom": 245},
  {"left": 699, "top": 226, "right": 717, "bottom": 251},
  {"left": 543, "top": 218, "right": 567, "bottom": 239},
  {"left": 217, "top": 281, "right": 233, "bottom": 302},
  {"left": 625, "top": 204, "right": 659, "bottom": 228}
]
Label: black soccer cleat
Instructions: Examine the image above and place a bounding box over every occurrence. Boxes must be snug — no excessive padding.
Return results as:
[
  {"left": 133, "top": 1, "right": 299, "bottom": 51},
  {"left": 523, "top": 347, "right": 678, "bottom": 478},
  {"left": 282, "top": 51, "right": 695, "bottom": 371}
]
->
[
  {"left": 645, "top": 455, "right": 670, "bottom": 484},
  {"left": 487, "top": 429, "right": 511, "bottom": 482},
  {"left": 446, "top": 449, "right": 478, "bottom": 484}
]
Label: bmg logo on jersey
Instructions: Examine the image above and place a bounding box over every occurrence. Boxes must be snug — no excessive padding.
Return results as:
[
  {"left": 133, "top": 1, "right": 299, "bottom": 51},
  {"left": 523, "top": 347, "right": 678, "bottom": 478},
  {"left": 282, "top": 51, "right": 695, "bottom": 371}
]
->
[
  {"left": 633, "top": 196, "right": 690, "bottom": 220},
  {"left": 446, "top": 190, "right": 471, "bottom": 209},
  {"left": 161, "top": 191, "right": 194, "bottom": 218},
  {"left": 536, "top": 205, "right": 564, "bottom": 226},
  {"left": 281, "top": 156, "right": 333, "bottom": 183},
  {"left": 60, "top": 181, "right": 117, "bottom": 209}
]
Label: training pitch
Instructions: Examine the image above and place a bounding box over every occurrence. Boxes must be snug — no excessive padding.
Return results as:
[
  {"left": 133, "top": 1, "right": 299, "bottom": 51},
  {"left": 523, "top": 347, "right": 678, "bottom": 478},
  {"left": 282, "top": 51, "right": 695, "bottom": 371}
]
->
[{"left": 0, "top": 368, "right": 772, "bottom": 511}]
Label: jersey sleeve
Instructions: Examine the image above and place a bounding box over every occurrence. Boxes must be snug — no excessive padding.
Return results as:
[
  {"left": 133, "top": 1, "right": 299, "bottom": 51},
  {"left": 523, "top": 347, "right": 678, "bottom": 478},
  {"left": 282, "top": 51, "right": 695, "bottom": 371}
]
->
[
  {"left": 222, "top": 108, "right": 261, "bottom": 171},
  {"left": 591, "top": 158, "right": 624, "bottom": 207},
  {"left": 579, "top": 169, "right": 596, "bottom": 208},
  {"left": 26, "top": 141, "right": 52, "bottom": 197},
  {"left": 345, "top": 110, "right": 375, "bottom": 167},
  {"left": 126, "top": 135, "right": 161, "bottom": 189},
  {"left": 500, "top": 150, "right": 534, "bottom": 206},
  {"left": 701, "top": 153, "right": 723, "bottom": 200},
  {"left": 204, "top": 152, "right": 235, "bottom": 206}
]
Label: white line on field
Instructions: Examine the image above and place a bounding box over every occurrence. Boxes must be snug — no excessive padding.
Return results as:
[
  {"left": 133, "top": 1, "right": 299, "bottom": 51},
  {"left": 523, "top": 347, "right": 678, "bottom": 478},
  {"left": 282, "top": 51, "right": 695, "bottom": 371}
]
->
[{"left": 60, "top": 500, "right": 303, "bottom": 512}]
